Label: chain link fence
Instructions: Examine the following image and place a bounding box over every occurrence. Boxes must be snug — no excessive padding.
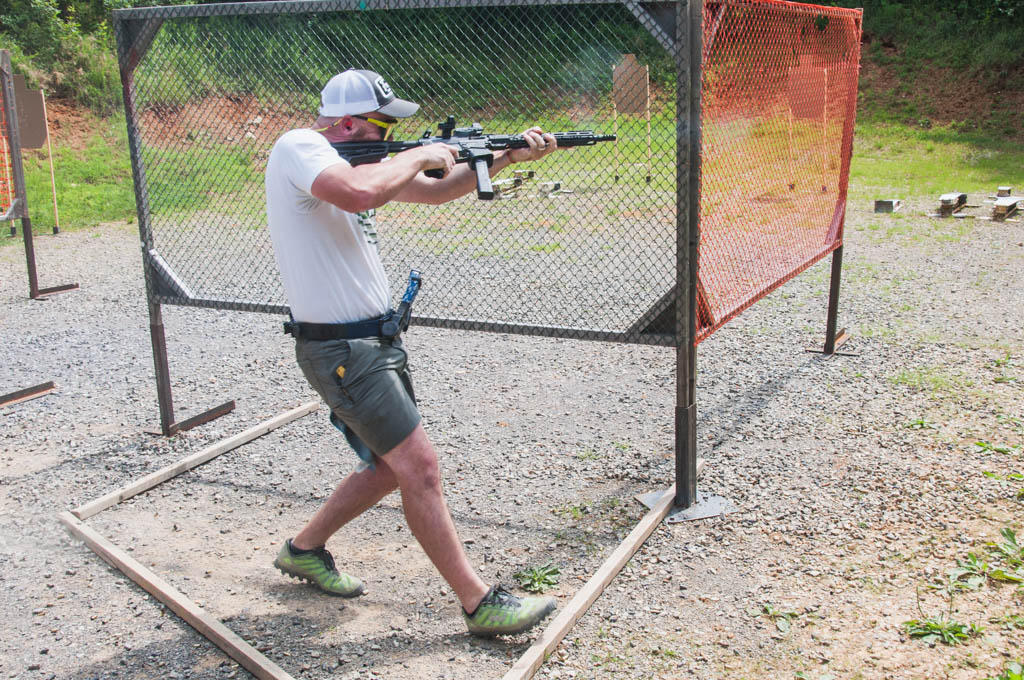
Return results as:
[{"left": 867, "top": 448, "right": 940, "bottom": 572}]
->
[
  {"left": 117, "top": 0, "right": 859, "bottom": 347},
  {"left": 120, "top": 0, "right": 681, "bottom": 345}
]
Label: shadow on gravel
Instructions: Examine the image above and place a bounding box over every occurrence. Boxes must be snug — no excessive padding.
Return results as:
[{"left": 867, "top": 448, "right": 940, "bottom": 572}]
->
[
  {"left": 57, "top": 630, "right": 227, "bottom": 680},
  {"left": 704, "top": 353, "right": 815, "bottom": 449},
  {"left": 55, "top": 606, "right": 536, "bottom": 680}
]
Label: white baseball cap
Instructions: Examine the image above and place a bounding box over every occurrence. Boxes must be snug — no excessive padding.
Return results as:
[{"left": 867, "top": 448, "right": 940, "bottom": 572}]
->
[{"left": 319, "top": 69, "right": 419, "bottom": 118}]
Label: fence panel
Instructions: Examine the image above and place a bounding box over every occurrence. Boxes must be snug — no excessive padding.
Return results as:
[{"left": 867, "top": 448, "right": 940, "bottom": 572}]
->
[
  {"left": 697, "top": 0, "right": 861, "bottom": 341},
  {"left": 121, "top": 1, "right": 680, "bottom": 344},
  {"left": 0, "top": 66, "right": 16, "bottom": 218},
  {"left": 118, "top": 0, "right": 860, "bottom": 347}
]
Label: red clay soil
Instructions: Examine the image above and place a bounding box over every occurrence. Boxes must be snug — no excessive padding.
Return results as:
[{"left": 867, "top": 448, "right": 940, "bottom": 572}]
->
[
  {"left": 41, "top": 99, "right": 95, "bottom": 150},
  {"left": 136, "top": 94, "right": 302, "bottom": 149}
]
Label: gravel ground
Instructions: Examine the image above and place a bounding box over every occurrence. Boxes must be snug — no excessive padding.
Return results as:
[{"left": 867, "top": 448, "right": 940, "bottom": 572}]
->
[{"left": 1, "top": 197, "right": 1022, "bottom": 680}]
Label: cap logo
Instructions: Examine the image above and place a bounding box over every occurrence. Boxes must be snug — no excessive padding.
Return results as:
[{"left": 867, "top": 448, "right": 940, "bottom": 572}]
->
[{"left": 375, "top": 76, "right": 393, "bottom": 99}]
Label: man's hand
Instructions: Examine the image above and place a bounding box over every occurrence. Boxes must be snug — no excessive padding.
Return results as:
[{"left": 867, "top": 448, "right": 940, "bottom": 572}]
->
[
  {"left": 409, "top": 143, "right": 459, "bottom": 178},
  {"left": 507, "top": 127, "right": 558, "bottom": 164}
]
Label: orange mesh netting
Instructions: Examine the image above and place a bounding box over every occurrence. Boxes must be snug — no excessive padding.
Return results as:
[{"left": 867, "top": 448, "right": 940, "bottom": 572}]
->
[
  {"left": 697, "top": 0, "right": 862, "bottom": 342},
  {"left": 0, "top": 86, "right": 14, "bottom": 215}
]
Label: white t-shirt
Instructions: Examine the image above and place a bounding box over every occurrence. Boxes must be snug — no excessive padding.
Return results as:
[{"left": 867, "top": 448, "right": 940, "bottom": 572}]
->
[{"left": 265, "top": 128, "right": 390, "bottom": 323}]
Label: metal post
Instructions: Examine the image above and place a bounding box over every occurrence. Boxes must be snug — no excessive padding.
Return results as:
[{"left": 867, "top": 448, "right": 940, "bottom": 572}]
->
[
  {"left": 672, "top": 0, "right": 701, "bottom": 511},
  {"left": 674, "top": 357, "right": 697, "bottom": 507},
  {"left": 823, "top": 245, "right": 846, "bottom": 355},
  {"left": 21, "top": 217, "right": 40, "bottom": 298},
  {"left": 666, "top": 0, "right": 734, "bottom": 523},
  {"left": 116, "top": 16, "right": 233, "bottom": 436},
  {"left": 149, "top": 302, "right": 177, "bottom": 436},
  {"left": 803, "top": 244, "right": 852, "bottom": 357},
  {"left": 1, "top": 50, "right": 77, "bottom": 298},
  {"left": 644, "top": 64, "right": 652, "bottom": 184},
  {"left": 1, "top": 51, "right": 38, "bottom": 298},
  {"left": 671, "top": 0, "right": 704, "bottom": 510}
]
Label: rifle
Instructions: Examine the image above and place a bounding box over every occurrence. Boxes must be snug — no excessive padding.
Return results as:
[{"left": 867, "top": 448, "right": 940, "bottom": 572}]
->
[{"left": 330, "top": 116, "right": 615, "bottom": 200}]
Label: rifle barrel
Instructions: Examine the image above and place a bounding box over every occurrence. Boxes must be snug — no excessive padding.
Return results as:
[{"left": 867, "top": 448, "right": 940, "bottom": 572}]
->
[{"left": 331, "top": 129, "right": 615, "bottom": 167}]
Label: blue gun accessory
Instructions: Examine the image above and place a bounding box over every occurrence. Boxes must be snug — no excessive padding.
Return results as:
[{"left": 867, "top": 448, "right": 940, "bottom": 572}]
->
[
  {"left": 402, "top": 269, "right": 422, "bottom": 305},
  {"left": 381, "top": 270, "right": 422, "bottom": 338}
]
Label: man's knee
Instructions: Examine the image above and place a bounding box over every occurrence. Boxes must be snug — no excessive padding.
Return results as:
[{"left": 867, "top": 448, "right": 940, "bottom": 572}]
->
[{"left": 383, "top": 425, "right": 441, "bottom": 490}]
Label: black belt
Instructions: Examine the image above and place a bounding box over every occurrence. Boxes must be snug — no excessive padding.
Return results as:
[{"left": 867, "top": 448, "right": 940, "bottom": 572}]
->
[{"left": 284, "top": 310, "right": 397, "bottom": 341}]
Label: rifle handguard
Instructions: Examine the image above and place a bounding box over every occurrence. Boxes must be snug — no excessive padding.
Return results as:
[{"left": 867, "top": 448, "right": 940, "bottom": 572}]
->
[{"left": 330, "top": 119, "right": 615, "bottom": 201}]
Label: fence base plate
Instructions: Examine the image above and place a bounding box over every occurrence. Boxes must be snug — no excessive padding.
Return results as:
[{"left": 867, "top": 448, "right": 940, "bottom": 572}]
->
[
  {"left": 635, "top": 485, "right": 735, "bottom": 522},
  {"left": 665, "top": 492, "right": 736, "bottom": 522}
]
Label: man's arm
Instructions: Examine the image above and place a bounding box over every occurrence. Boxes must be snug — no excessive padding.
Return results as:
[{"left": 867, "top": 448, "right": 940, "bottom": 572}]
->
[
  {"left": 311, "top": 144, "right": 458, "bottom": 213},
  {"left": 394, "top": 127, "right": 557, "bottom": 205}
]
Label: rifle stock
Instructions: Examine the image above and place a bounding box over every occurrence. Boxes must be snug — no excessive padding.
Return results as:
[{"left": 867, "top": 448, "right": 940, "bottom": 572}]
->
[{"left": 330, "top": 116, "right": 615, "bottom": 200}]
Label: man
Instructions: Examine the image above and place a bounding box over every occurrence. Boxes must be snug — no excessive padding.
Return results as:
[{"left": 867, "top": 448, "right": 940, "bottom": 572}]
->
[{"left": 265, "top": 69, "right": 558, "bottom": 637}]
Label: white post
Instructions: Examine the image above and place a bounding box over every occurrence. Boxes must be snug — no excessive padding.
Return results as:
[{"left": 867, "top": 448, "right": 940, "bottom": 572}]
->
[{"left": 42, "top": 91, "right": 60, "bottom": 233}]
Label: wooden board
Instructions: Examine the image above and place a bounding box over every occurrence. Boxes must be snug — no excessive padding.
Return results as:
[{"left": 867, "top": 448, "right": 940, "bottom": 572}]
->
[
  {"left": 502, "top": 484, "right": 677, "bottom": 680},
  {"left": 12, "top": 74, "right": 46, "bottom": 150},
  {"left": 0, "top": 381, "right": 55, "bottom": 408},
  {"left": 73, "top": 401, "right": 318, "bottom": 519},
  {"left": 59, "top": 512, "right": 295, "bottom": 680}
]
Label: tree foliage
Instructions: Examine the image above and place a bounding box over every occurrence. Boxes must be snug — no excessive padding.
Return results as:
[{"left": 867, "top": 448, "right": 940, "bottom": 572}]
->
[{"left": 0, "top": 0, "right": 1021, "bottom": 115}]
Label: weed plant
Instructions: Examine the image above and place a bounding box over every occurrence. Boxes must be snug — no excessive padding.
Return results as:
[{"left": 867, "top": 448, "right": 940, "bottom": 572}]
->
[{"left": 514, "top": 563, "right": 560, "bottom": 593}]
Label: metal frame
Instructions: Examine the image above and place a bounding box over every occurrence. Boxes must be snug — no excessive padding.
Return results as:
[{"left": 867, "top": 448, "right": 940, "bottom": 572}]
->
[
  {"left": 112, "top": 0, "right": 857, "bottom": 502},
  {"left": 112, "top": 0, "right": 687, "bottom": 432},
  {"left": 111, "top": 0, "right": 859, "bottom": 566},
  {"left": 0, "top": 50, "right": 79, "bottom": 300}
]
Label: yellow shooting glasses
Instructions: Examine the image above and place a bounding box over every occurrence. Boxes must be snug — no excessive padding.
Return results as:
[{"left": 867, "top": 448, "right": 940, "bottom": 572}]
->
[{"left": 353, "top": 115, "right": 397, "bottom": 140}]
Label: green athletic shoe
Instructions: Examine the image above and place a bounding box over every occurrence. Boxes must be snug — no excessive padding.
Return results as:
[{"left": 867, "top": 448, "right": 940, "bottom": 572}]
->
[
  {"left": 273, "top": 539, "right": 364, "bottom": 598},
  {"left": 463, "top": 585, "right": 556, "bottom": 637}
]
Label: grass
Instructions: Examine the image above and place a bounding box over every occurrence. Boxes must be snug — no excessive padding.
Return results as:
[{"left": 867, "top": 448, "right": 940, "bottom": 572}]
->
[
  {"left": 975, "top": 441, "right": 1023, "bottom": 455},
  {"left": 6, "top": 111, "right": 1023, "bottom": 258},
  {"left": 759, "top": 603, "right": 799, "bottom": 633},
  {"left": 849, "top": 122, "right": 1024, "bottom": 204},
  {"left": 903, "top": 616, "right": 984, "bottom": 646},
  {"left": 13, "top": 114, "right": 135, "bottom": 236},
  {"left": 890, "top": 367, "right": 966, "bottom": 394},
  {"left": 986, "top": 661, "right": 1024, "bottom": 680},
  {"left": 554, "top": 502, "right": 588, "bottom": 521},
  {"left": 905, "top": 526, "right": 1024, "bottom": 651}
]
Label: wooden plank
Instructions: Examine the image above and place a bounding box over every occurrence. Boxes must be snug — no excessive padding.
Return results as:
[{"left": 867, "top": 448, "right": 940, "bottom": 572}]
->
[
  {"left": 59, "top": 512, "right": 295, "bottom": 680},
  {"left": 73, "top": 401, "right": 318, "bottom": 520},
  {"left": 503, "top": 484, "right": 677, "bottom": 680},
  {"left": 0, "top": 381, "right": 55, "bottom": 408}
]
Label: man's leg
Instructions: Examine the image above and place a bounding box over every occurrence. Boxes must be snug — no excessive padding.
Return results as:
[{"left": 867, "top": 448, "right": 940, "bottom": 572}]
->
[
  {"left": 274, "top": 460, "right": 397, "bottom": 597},
  {"left": 379, "top": 423, "right": 557, "bottom": 636},
  {"left": 375, "top": 423, "right": 490, "bottom": 612},
  {"left": 292, "top": 461, "right": 398, "bottom": 550}
]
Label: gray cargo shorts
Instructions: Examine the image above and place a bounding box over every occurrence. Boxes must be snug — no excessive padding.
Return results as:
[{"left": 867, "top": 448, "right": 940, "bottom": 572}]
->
[{"left": 295, "top": 336, "right": 420, "bottom": 468}]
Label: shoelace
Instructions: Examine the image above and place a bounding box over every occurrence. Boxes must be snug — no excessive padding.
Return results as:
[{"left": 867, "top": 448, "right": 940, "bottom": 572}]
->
[
  {"left": 485, "top": 585, "right": 521, "bottom": 609},
  {"left": 311, "top": 546, "right": 337, "bottom": 572}
]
